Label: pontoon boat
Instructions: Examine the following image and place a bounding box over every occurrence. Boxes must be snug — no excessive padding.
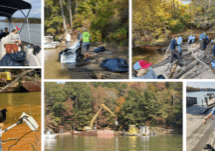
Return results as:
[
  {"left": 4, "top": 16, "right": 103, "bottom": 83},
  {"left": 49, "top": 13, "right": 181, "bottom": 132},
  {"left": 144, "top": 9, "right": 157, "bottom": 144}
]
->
[{"left": 0, "top": 0, "right": 41, "bottom": 66}]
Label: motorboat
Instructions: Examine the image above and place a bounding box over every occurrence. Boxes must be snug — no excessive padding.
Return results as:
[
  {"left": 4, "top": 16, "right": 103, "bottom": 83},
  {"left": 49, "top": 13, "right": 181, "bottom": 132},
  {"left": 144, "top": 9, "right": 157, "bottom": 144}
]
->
[
  {"left": 0, "top": 0, "right": 41, "bottom": 66},
  {"left": 44, "top": 130, "right": 57, "bottom": 139},
  {"left": 44, "top": 36, "right": 60, "bottom": 49}
]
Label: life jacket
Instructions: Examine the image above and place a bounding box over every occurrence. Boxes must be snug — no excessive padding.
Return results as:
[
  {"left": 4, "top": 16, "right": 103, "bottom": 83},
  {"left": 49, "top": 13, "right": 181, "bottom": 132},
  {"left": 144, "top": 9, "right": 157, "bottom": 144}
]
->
[{"left": 82, "top": 32, "right": 90, "bottom": 43}]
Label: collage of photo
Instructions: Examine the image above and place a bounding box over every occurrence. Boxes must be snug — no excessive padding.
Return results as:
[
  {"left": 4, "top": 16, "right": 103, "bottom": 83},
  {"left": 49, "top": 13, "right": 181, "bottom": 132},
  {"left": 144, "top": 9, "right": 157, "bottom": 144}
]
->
[{"left": 0, "top": 0, "right": 214, "bottom": 151}]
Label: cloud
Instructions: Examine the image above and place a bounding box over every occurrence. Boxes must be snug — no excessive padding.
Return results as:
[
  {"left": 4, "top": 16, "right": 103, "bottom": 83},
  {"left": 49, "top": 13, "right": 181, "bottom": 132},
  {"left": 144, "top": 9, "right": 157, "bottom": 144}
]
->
[{"left": 13, "top": 0, "right": 41, "bottom": 18}]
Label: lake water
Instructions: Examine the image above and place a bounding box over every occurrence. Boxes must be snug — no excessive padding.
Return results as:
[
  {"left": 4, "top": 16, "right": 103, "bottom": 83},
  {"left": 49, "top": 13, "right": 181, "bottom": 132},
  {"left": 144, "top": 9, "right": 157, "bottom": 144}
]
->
[
  {"left": 186, "top": 91, "right": 215, "bottom": 104},
  {"left": 45, "top": 134, "right": 182, "bottom": 151},
  {"left": 132, "top": 47, "right": 165, "bottom": 68},
  {"left": 0, "top": 92, "right": 41, "bottom": 150},
  {"left": 0, "top": 22, "right": 41, "bottom": 47}
]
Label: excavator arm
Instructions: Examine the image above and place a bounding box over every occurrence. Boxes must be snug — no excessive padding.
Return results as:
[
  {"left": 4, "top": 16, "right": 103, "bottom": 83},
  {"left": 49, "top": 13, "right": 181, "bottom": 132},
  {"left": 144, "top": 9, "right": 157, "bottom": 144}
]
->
[{"left": 89, "top": 104, "right": 118, "bottom": 130}]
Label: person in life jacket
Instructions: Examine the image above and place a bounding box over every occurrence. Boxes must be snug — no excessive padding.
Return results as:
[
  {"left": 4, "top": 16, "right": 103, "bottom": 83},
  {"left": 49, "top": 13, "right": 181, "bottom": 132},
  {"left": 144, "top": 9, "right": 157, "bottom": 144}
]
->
[{"left": 81, "top": 28, "right": 91, "bottom": 61}]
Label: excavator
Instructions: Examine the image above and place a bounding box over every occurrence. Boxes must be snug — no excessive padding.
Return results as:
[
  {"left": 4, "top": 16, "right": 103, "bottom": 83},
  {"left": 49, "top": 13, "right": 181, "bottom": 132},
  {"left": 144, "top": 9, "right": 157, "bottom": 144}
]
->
[
  {"left": 84, "top": 104, "right": 118, "bottom": 130},
  {"left": 0, "top": 72, "right": 11, "bottom": 86}
]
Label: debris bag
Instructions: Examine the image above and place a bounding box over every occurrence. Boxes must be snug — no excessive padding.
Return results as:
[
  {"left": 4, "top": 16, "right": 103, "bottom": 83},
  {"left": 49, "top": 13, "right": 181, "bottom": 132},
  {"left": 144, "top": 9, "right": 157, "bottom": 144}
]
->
[
  {"left": 94, "top": 46, "right": 106, "bottom": 53},
  {"left": 0, "top": 51, "right": 26, "bottom": 66},
  {"left": 0, "top": 109, "right": 7, "bottom": 123},
  {"left": 100, "top": 58, "right": 128, "bottom": 72}
]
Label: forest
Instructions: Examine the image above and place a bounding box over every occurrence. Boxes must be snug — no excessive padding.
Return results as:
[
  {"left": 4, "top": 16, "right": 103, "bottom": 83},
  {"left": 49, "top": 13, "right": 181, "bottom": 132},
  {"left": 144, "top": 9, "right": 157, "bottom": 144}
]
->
[
  {"left": 133, "top": 0, "right": 215, "bottom": 45},
  {"left": 2, "top": 18, "right": 41, "bottom": 24},
  {"left": 45, "top": 0, "right": 128, "bottom": 46},
  {"left": 45, "top": 82, "right": 183, "bottom": 132}
]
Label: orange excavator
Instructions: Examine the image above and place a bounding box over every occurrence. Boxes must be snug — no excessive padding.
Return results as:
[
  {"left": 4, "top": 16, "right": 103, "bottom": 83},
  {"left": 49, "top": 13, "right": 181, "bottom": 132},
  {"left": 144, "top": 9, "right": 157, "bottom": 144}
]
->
[{"left": 84, "top": 104, "right": 118, "bottom": 130}]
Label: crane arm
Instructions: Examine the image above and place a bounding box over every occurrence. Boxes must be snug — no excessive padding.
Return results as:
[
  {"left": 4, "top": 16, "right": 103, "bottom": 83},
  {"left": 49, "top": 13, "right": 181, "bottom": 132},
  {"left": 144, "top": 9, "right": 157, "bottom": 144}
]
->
[
  {"left": 101, "top": 104, "right": 117, "bottom": 118},
  {"left": 90, "top": 106, "right": 103, "bottom": 129}
]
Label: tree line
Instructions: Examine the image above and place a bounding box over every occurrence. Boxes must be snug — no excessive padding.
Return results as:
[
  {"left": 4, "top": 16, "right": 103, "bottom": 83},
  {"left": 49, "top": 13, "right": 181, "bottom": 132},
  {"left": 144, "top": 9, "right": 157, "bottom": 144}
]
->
[
  {"left": 45, "top": 82, "right": 182, "bottom": 132},
  {"left": 2, "top": 18, "right": 41, "bottom": 24},
  {"left": 133, "top": 0, "right": 215, "bottom": 45},
  {"left": 45, "top": 0, "right": 128, "bottom": 46}
]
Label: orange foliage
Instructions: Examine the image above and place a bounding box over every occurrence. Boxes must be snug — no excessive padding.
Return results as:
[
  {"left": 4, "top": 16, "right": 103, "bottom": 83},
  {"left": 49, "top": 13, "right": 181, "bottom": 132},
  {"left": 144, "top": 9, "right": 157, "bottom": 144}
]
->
[{"left": 115, "top": 96, "right": 125, "bottom": 112}]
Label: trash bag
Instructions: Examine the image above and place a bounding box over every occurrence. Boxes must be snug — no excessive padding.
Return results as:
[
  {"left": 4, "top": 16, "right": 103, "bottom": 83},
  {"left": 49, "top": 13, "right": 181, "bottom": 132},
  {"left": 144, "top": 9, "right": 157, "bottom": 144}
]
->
[
  {"left": 100, "top": 58, "right": 128, "bottom": 72},
  {"left": 0, "top": 108, "right": 7, "bottom": 123},
  {"left": 0, "top": 51, "right": 26, "bottom": 66},
  {"left": 94, "top": 46, "right": 106, "bottom": 53}
]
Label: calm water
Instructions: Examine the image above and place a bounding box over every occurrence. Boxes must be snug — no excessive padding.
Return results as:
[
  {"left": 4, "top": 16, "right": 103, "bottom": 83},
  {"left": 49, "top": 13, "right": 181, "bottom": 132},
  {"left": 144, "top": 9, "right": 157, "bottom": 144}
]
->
[
  {"left": 132, "top": 47, "right": 165, "bottom": 68},
  {"left": 45, "top": 135, "right": 182, "bottom": 151},
  {"left": 186, "top": 91, "right": 215, "bottom": 104},
  {"left": 0, "top": 92, "right": 41, "bottom": 150},
  {"left": 0, "top": 22, "right": 41, "bottom": 47}
]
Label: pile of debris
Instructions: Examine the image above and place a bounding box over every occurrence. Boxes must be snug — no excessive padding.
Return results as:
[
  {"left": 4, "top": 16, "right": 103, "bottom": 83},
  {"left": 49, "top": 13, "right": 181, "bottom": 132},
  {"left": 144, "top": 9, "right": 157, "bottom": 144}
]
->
[{"left": 152, "top": 42, "right": 215, "bottom": 79}]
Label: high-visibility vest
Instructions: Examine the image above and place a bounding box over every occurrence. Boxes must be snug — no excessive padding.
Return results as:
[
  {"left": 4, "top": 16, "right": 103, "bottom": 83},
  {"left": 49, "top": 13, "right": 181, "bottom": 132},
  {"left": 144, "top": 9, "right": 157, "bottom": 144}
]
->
[{"left": 82, "top": 32, "right": 90, "bottom": 43}]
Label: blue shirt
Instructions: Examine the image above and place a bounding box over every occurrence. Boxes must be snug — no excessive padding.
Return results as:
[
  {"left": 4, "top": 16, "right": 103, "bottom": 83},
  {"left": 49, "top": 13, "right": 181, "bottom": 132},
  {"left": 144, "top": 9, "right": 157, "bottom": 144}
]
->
[
  {"left": 211, "top": 107, "right": 215, "bottom": 115},
  {"left": 177, "top": 37, "right": 182, "bottom": 45},
  {"left": 170, "top": 39, "right": 177, "bottom": 49},
  {"left": 199, "top": 33, "right": 205, "bottom": 40}
]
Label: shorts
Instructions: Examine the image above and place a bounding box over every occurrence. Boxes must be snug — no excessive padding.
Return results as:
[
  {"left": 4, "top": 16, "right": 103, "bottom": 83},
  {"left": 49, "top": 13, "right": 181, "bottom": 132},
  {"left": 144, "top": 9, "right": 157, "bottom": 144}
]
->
[{"left": 82, "top": 44, "right": 90, "bottom": 53}]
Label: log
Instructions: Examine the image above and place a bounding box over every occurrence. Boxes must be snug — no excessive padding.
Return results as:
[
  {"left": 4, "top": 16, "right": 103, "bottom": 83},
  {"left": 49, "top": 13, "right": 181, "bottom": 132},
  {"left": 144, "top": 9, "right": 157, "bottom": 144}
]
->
[
  {"left": 172, "top": 54, "right": 206, "bottom": 79},
  {"left": 0, "top": 69, "right": 35, "bottom": 93},
  {"left": 168, "top": 60, "right": 179, "bottom": 79}
]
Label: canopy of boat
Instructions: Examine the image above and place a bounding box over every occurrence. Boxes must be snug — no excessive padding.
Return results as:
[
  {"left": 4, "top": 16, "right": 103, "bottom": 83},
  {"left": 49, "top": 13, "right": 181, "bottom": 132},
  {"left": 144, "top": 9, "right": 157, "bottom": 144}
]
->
[{"left": 0, "top": 0, "right": 32, "bottom": 21}]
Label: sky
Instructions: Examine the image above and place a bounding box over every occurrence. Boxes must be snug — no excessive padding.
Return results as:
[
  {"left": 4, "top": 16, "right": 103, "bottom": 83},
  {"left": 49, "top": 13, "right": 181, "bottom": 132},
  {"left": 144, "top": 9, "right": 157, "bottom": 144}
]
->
[
  {"left": 0, "top": 0, "right": 41, "bottom": 19},
  {"left": 187, "top": 82, "right": 215, "bottom": 89}
]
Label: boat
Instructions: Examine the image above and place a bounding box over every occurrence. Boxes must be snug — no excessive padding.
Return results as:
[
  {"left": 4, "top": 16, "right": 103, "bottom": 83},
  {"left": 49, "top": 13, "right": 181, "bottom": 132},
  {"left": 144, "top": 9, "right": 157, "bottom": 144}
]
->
[
  {"left": 44, "top": 129, "right": 57, "bottom": 139},
  {"left": 44, "top": 36, "right": 60, "bottom": 49},
  {"left": 0, "top": 0, "right": 41, "bottom": 66},
  {"left": 20, "top": 80, "right": 41, "bottom": 92}
]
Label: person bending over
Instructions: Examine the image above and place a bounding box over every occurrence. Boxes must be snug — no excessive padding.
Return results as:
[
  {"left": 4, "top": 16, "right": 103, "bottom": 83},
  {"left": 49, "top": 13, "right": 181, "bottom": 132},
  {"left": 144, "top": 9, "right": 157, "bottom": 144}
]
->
[{"left": 170, "top": 36, "right": 182, "bottom": 63}]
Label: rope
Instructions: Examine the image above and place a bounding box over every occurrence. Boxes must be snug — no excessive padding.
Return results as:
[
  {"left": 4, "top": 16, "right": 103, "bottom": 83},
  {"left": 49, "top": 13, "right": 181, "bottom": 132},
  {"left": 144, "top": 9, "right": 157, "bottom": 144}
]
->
[{"left": 190, "top": 44, "right": 211, "bottom": 69}]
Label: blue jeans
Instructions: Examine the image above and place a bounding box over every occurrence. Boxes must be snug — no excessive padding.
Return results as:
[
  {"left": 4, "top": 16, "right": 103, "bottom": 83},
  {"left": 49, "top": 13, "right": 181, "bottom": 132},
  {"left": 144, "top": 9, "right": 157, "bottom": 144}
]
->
[{"left": 178, "top": 45, "right": 181, "bottom": 54}]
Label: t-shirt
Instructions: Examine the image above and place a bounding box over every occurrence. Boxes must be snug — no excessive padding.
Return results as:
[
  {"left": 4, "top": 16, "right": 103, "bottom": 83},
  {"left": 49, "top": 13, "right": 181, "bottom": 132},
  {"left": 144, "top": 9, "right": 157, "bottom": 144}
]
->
[
  {"left": 199, "top": 33, "right": 205, "bottom": 40},
  {"left": 177, "top": 37, "right": 182, "bottom": 45},
  {"left": 211, "top": 107, "right": 215, "bottom": 115},
  {"left": 8, "top": 33, "right": 21, "bottom": 43},
  {"left": 66, "top": 33, "right": 71, "bottom": 41}
]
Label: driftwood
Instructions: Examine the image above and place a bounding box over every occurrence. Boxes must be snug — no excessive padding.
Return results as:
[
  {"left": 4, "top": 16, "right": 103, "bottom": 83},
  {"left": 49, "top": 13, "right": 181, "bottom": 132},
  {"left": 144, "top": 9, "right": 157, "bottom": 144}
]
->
[
  {"left": 171, "top": 53, "right": 206, "bottom": 79},
  {"left": 0, "top": 69, "right": 35, "bottom": 93},
  {"left": 168, "top": 60, "right": 179, "bottom": 79}
]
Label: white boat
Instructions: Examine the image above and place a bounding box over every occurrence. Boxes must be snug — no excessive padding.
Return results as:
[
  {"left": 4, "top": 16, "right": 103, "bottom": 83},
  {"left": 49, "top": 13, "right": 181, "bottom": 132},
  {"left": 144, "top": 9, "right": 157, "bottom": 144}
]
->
[
  {"left": 44, "top": 36, "right": 60, "bottom": 49},
  {"left": 44, "top": 131, "right": 57, "bottom": 139},
  {"left": 0, "top": 0, "right": 41, "bottom": 66}
]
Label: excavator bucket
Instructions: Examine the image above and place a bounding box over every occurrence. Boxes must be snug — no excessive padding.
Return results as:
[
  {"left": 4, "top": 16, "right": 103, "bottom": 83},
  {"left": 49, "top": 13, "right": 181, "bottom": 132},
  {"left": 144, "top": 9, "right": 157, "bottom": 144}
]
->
[{"left": 20, "top": 112, "right": 39, "bottom": 131}]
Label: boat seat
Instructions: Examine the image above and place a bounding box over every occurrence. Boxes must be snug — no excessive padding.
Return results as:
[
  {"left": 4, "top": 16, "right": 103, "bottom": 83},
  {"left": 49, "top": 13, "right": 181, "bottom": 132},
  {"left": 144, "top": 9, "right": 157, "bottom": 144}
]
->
[{"left": 24, "top": 46, "right": 41, "bottom": 66}]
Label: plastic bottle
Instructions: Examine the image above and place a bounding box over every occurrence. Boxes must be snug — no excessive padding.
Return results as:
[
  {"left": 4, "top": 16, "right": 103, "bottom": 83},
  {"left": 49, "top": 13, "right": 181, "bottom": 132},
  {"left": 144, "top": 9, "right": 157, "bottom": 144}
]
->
[{"left": 28, "top": 44, "right": 30, "bottom": 49}]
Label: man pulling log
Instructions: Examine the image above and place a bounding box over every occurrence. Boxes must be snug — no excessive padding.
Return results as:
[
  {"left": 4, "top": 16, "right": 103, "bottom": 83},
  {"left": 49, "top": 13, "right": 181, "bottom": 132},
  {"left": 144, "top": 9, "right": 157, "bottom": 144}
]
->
[{"left": 170, "top": 36, "right": 182, "bottom": 64}]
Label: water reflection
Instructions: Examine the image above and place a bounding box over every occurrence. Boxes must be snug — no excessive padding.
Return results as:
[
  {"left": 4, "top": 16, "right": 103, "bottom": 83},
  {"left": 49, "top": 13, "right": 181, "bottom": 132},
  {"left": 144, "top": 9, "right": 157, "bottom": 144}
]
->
[{"left": 44, "top": 135, "right": 182, "bottom": 151}]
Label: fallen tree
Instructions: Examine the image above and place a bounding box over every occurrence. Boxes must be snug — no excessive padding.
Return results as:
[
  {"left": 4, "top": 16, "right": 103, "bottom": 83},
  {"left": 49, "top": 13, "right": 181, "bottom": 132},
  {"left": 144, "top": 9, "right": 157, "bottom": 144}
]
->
[{"left": 0, "top": 69, "right": 35, "bottom": 92}]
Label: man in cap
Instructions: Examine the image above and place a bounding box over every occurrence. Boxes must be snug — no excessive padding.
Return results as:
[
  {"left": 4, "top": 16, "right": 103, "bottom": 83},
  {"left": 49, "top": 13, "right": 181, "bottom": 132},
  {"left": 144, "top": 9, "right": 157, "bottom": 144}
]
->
[
  {"left": 81, "top": 28, "right": 91, "bottom": 61},
  {"left": 0, "top": 27, "right": 9, "bottom": 40},
  {"left": 66, "top": 30, "right": 71, "bottom": 48},
  {"left": 8, "top": 26, "right": 21, "bottom": 45}
]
